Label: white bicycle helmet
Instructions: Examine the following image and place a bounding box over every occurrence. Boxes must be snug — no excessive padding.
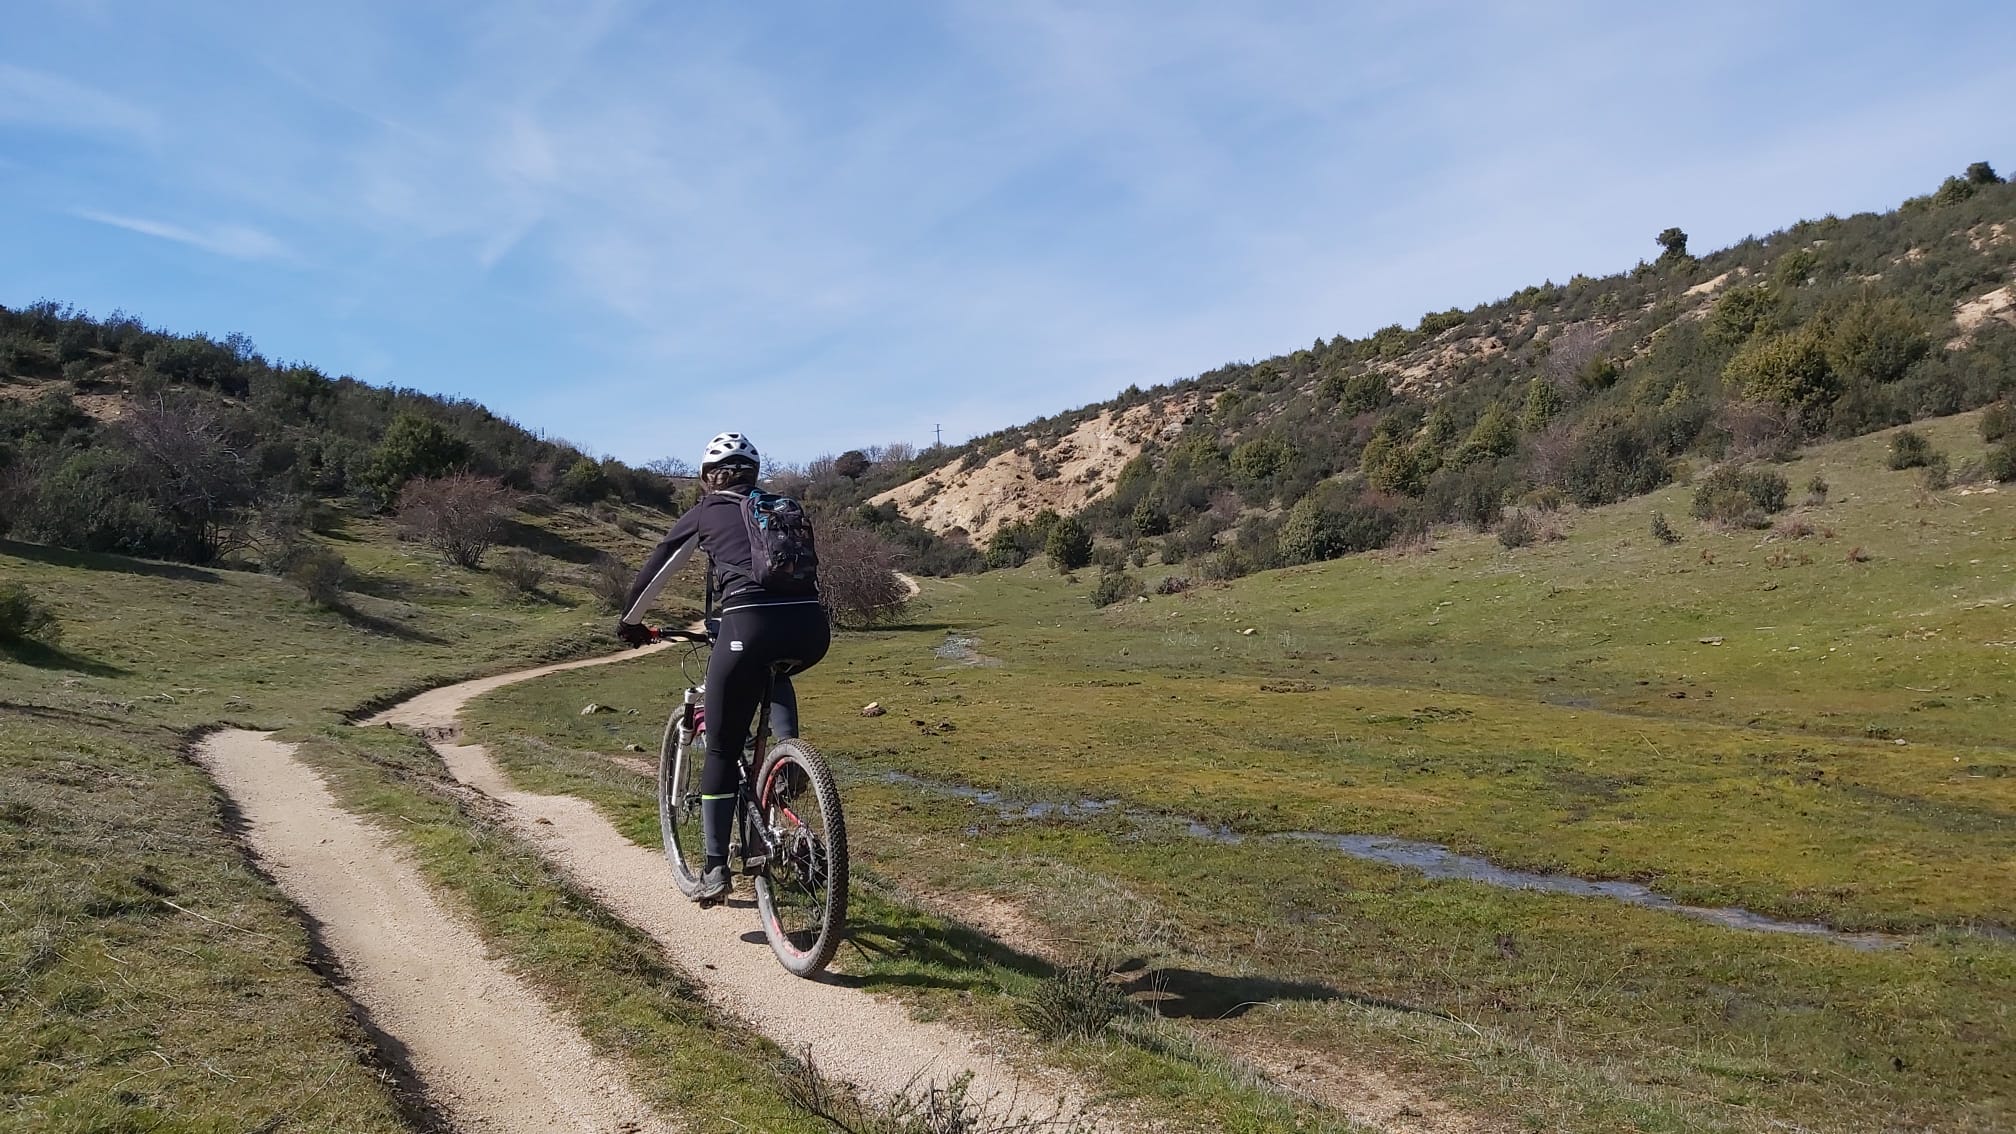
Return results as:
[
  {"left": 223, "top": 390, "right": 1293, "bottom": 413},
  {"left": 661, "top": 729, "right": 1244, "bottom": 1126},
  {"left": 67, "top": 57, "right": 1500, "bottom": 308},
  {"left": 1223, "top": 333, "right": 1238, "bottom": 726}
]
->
[{"left": 701, "top": 431, "right": 760, "bottom": 472}]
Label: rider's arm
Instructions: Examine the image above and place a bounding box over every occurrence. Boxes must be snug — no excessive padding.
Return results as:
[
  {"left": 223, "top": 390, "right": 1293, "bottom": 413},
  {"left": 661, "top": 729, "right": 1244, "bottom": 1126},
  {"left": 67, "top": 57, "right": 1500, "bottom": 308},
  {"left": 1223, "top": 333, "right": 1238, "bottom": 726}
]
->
[{"left": 619, "top": 508, "right": 703, "bottom": 626}]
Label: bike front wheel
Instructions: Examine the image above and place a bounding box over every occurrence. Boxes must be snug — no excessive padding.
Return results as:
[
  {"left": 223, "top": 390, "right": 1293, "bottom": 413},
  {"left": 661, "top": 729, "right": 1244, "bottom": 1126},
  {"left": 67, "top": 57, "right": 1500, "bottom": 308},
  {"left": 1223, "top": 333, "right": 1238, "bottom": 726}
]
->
[
  {"left": 751, "top": 739, "right": 848, "bottom": 977},
  {"left": 657, "top": 713, "right": 706, "bottom": 898}
]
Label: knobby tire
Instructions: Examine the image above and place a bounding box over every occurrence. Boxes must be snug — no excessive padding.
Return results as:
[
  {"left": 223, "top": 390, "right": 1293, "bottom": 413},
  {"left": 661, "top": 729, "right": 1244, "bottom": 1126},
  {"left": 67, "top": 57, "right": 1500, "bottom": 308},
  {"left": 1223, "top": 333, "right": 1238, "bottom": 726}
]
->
[
  {"left": 752, "top": 739, "right": 848, "bottom": 977},
  {"left": 657, "top": 712, "right": 705, "bottom": 898}
]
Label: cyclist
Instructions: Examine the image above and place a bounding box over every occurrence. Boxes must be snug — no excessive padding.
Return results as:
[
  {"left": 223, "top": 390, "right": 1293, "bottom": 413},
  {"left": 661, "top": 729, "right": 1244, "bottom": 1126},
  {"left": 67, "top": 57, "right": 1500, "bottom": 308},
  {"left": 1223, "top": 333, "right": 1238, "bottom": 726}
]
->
[{"left": 616, "top": 432, "right": 829, "bottom": 902}]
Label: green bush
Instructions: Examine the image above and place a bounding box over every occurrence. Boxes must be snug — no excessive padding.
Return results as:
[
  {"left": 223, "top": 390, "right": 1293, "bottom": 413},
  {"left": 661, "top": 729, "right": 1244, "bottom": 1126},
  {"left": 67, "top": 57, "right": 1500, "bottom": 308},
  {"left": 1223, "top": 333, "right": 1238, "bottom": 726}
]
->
[
  {"left": 1088, "top": 567, "right": 1143, "bottom": 608},
  {"left": 1650, "top": 512, "right": 1681, "bottom": 544},
  {"left": 1826, "top": 298, "right": 1930, "bottom": 386},
  {"left": 1045, "top": 516, "right": 1093, "bottom": 572},
  {"left": 1560, "top": 414, "right": 1671, "bottom": 506},
  {"left": 285, "top": 547, "right": 350, "bottom": 609},
  {"left": 1886, "top": 429, "right": 1938, "bottom": 470},
  {"left": 1229, "top": 437, "right": 1294, "bottom": 482},
  {"left": 1691, "top": 466, "right": 1789, "bottom": 528},
  {"left": 1320, "top": 370, "right": 1392, "bottom": 415},
  {"left": 1278, "top": 497, "right": 1400, "bottom": 563},
  {"left": 1724, "top": 328, "right": 1836, "bottom": 415},
  {"left": 0, "top": 583, "right": 60, "bottom": 644},
  {"left": 1981, "top": 402, "right": 2014, "bottom": 442},
  {"left": 1986, "top": 440, "right": 2016, "bottom": 483},
  {"left": 1129, "top": 499, "right": 1170, "bottom": 537}
]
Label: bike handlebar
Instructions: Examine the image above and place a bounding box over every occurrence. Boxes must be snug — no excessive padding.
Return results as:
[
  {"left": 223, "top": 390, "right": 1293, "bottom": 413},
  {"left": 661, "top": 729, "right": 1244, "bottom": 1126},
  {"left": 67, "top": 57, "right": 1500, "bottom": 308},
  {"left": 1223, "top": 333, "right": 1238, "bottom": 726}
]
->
[{"left": 648, "top": 626, "right": 711, "bottom": 644}]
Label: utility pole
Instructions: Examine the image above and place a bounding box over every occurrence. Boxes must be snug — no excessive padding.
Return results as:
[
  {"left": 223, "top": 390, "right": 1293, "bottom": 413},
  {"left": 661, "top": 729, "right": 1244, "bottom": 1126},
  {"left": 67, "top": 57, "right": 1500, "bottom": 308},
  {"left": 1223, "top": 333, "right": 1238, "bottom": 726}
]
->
[{"left": 934, "top": 424, "right": 943, "bottom": 447}]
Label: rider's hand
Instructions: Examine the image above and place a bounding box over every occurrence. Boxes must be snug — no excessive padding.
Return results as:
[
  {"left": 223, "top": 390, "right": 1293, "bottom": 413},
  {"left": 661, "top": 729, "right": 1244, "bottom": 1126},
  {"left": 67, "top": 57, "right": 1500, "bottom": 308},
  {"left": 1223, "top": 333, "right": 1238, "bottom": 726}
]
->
[{"left": 615, "top": 620, "right": 653, "bottom": 648}]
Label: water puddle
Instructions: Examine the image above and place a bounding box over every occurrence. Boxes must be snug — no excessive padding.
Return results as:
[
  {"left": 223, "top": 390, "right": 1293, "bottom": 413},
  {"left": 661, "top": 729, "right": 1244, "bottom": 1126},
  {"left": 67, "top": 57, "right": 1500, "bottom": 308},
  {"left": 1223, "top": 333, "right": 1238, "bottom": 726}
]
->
[
  {"left": 871, "top": 769, "right": 1905, "bottom": 950},
  {"left": 933, "top": 634, "right": 1001, "bottom": 667},
  {"left": 1276, "top": 832, "right": 1899, "bottom": 949}
]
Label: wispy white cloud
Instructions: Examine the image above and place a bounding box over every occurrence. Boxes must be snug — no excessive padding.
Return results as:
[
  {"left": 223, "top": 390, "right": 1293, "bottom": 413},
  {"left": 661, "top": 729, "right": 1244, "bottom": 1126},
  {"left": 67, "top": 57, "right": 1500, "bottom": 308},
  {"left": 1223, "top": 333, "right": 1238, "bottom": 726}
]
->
[
  {"left": 7, "top": 1, "right": 2014, "bottom": 463},
  {"left": 0, "top": 62, "right": 160, "bottom": 140},
  {"left": 71, "top": 209, "right": 292, "bottom": 261}
]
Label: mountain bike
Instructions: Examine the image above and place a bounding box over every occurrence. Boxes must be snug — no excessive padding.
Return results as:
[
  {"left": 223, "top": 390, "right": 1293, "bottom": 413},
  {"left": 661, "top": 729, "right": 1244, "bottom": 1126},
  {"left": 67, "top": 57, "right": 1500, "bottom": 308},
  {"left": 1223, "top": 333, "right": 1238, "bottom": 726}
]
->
[{"left": 646, "top": 623, "right": 848, "bottom": 978}]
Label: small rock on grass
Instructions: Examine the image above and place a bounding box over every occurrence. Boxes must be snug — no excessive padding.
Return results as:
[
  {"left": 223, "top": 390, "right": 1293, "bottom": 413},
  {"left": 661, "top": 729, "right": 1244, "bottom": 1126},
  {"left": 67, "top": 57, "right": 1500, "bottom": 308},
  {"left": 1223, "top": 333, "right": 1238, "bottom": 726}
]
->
[{"left": 861, "top": 702, "right": 886, "bottom": 717}]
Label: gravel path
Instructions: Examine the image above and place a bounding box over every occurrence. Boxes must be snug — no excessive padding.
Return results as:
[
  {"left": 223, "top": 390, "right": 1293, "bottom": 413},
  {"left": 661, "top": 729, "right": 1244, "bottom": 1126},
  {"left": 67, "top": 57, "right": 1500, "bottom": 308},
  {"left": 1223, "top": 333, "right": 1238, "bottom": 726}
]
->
[
  {"left": 196, "top": 729, "right": 676, "bottom": 1133},
  {"left": 364, "top": 646, "right": 1092, "bottom": 1117}
]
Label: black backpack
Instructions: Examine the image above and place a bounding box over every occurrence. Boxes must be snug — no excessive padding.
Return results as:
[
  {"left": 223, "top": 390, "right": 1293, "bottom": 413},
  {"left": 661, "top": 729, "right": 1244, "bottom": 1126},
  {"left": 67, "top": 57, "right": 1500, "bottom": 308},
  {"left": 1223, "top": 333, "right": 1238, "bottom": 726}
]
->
[{"left": 740, "top": 490, "right": 819, "bottom": 594}]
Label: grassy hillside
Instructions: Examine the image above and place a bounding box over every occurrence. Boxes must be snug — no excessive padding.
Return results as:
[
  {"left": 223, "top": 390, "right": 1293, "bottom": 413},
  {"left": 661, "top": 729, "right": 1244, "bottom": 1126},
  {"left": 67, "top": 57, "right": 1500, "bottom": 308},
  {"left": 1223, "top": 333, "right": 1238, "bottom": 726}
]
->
[
  {"left": 878, "top": 163, "right": 2016, "bottom": 580},
  {"left": 474, "top": 411, "right": 2015, "bottom": 1132}
]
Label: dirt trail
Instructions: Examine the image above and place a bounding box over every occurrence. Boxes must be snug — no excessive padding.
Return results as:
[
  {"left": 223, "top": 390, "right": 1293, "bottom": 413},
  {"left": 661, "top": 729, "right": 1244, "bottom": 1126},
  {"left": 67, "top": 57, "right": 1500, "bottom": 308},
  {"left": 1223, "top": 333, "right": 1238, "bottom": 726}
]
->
[
  {"left": 363, "top": 649, "right": 1090, "bottom": 1115},
  {"left": 195, "top": 730, "right": 675, "bottom": 1134}
]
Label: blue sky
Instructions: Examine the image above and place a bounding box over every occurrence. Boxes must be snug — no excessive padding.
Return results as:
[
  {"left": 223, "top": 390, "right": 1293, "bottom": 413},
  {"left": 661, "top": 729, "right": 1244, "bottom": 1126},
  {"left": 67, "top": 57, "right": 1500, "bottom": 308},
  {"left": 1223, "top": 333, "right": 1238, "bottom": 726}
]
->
[{"left": 2, "top": 2, "right": 2010, "bottom": 466}]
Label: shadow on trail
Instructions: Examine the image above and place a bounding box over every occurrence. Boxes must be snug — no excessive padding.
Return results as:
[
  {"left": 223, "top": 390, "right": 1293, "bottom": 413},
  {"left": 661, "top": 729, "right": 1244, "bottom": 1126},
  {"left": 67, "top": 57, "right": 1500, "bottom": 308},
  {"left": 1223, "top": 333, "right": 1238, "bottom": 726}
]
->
[
  {"left": 0, "top": 538, "right": 222, "bottom": 584},
  {"left": 0, "top": 638, "right": 128, "bottom": 677},
  {"left": 835, "top": 914, "right": 1053, "bottom": 994}
]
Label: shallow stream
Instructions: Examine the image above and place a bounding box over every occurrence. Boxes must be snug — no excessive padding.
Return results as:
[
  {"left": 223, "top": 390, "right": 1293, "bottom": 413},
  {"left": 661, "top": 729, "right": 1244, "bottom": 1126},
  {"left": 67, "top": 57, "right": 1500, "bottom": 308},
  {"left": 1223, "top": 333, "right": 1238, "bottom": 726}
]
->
[{"left": 872, "top": 769, "right": 1903, "bottom": 950}]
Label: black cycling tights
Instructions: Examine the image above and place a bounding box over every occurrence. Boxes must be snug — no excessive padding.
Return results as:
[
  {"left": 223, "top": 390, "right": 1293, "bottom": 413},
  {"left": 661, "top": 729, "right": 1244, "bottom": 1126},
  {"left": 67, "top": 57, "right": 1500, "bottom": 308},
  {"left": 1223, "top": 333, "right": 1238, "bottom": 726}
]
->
[{"left": 701, "top": 602, "right": 830, "bottom": 861}]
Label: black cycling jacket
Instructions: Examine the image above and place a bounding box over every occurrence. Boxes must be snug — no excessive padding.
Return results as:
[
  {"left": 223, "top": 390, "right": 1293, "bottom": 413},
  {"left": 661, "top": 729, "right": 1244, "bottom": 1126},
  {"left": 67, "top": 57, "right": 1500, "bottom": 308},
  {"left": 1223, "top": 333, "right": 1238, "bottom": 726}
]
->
[{"left": 618, "top": 488, "right": 820, "bottom": 625}]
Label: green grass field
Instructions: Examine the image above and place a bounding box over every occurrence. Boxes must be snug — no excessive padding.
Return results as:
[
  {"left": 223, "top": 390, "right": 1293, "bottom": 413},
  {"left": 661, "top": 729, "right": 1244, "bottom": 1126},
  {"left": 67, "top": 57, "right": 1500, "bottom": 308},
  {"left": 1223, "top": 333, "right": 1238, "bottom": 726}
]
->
[
  {"left": 0, "top": 504, "right": 704, "bottom": 1132},
  {"left": 468, "top": 412, "right": 2015, "bottom": 1133}
]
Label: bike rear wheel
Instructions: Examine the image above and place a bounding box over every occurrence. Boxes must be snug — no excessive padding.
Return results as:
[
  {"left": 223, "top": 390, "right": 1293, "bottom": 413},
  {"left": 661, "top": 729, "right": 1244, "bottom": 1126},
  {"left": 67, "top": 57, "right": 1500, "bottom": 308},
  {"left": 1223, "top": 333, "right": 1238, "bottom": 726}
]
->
[
  {"left": 751, "top": 739, "right": 847, "bottom": 977},
  {"left": 657, "top": 712, "right": 706, "bottom": 898}
]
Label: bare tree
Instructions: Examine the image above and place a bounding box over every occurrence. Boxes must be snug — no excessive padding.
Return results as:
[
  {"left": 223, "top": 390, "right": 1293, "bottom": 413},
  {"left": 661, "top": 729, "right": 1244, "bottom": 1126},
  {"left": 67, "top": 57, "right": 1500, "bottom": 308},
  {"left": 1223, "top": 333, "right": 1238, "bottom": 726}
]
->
[
  {"left": 647, "top": 456, "right": 695, "bottom": 479},
  {"left": 397, "top": 473, "right": 512, "bottom": 568},
  {"left": 117, "top": 396, "right": 253, "bottom": 557},
  {"left": 1716, "top": 399, "right": 1803, "bottom": 462},
  {"left": 1540, "top": 322, "right": 1609, "bottom": 388},
  {"left": 816, "top": 523, "right": 911, "bottom": 628}
]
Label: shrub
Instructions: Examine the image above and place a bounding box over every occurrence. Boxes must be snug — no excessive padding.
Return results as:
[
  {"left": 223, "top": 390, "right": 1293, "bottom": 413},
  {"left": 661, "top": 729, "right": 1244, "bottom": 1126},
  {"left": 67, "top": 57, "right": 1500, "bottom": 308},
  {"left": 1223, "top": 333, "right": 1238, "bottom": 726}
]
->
[
  {"left": 1724, "top": 329, "right": 1836, "bottom": 417},
  {"left": 1918, "top": 455, "right": 1951, "bottom": 491},
  {"left": 818, "top": 524, "right": 911, "bottom": 628},
  {"left": 1089, "top": 567, "right": 1144, "bottom": 608},
  {"left": 1886, "top": 429, "right": 1937, "bottom": 470},
  {"left": 588, "top": 553, "right": 633, "bottom": 611},
  {"left": 1691, "top": 466, "right": 1789, "bottom": 528},
  {"left": 1045, "top": 516, "right": 1093, "bottom": 572},
  {"left": 493, "top": 548, "right": 547, "bottom": 594},
  {"left": 1826, "top": 298, "right": 1930, "bottom": 386},
  {"left": 1560, "top": 414, "right": 1671, "bottom": 506},
  {"left": 1981, "top": 401, "right": 2014, "bottom": 442},
  {"left": 0, "top": 583, "right": 60, "bottom": 644},
  {"left": 1129, "top": 499, "right": 1170, "bottom": 537},
  {"left": 285, "top": 547, "right": 349, "bottom": 609},
  {"left": 1279, "top": 496, "right": 1400, "bottom": 564},
  {"left": 1153, "top": 575, "right": 1192, "bottom": 595},
  {"left": 365, "top": 412, "right": 470, "bottom": 502},
  {"left": 1196, "top": 548, "right": 1252, "bottom": 582},
  {"left": 1986, "top": 440, "right": 2016, "bottom": 483},
  {"left": 1016, "top": 960, "right": 1128, "bottom": 1042},
  {"left": 396, "top": 473, "right": 511, "bottom": 568},
  {"left": 1805, "top": 476, "right": 1830, "bottom": 506},
  {"left": 1497, "top": 509, "right": 1538, "bottom": 549},
  {"left": 1229, "top": 437, "right": 1294, "bottom": 482},
  {"left": 1650, "top": 512, "right": 1681, "bottom": 544}
]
